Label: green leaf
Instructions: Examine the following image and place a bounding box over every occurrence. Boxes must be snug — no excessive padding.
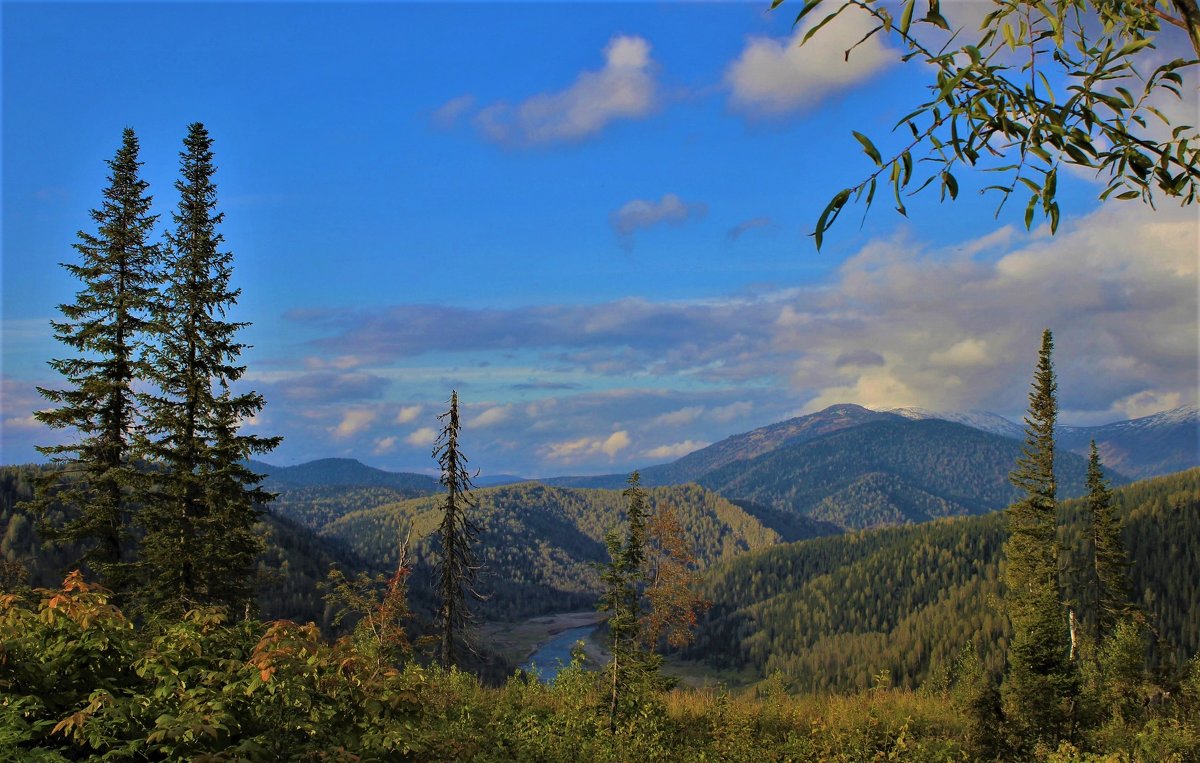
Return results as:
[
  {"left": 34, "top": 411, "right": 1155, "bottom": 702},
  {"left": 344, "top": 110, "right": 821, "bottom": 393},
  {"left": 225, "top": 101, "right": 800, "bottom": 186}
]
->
[
  {"left": 793, "top": 0, "right": 824, "bottom": 25},
  {"left": 899, "top": 0, "right": 915, "bottom": 36},
  {"left": 924, "top": 10, "right": 950, "bottom": 30},
  {"left": 852, "top": 131, "right": 882, "bottom": 166},
  {"left": 1116, "top": 37, "right": 1153, "bottom": 58},
  {"left": 942, "top": 171, "right": 958, "bottom": 200},
  {"left": 1115, "top": 190, "right": 1141, "bottom": 200},
  {"left": 1002, "top": 23, "right": 1016, "bottom": 50},
  {"left": 801, "top": 8, "right": 842, "bottom": 43},
  {"left": 813, "top": 188, "right": 851, "bottom": 251}
]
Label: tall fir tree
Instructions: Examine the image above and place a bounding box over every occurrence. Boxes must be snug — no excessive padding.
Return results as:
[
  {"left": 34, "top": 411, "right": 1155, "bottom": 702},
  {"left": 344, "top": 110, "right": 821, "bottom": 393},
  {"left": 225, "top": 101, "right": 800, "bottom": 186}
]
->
[
  {"left": 597, "top": 471, "right": 661, "bottom": 728},
  {"left": 432, "top": 390, "right": 481, "bottom": 669},
  {"left": 31, "top": 128, "right": 159, "bottom": 595},
  {"left": 138, "top": 123, "right": 279, "bottom": 619},
  {"left": 1001, "top": 329, "right": 1077, "bottom": 748},
  {"left": 1085, "top": 440, "right": 1135, "bottom": 640}
]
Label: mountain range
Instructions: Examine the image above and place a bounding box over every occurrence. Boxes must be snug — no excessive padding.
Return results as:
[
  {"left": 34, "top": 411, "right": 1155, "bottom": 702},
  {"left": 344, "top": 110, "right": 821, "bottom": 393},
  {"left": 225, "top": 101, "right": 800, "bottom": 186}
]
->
[
  {"left": 545, "top": 403, "right": 1197, "bottom": 489},
  {"left": 251, "top": 403, "right": 1196, "bottom": 534}
]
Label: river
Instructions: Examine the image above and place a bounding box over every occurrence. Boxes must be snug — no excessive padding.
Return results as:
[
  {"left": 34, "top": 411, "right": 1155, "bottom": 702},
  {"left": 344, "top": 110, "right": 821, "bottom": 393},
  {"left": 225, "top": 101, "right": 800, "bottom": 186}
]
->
[{"left": 519, "top": 624, "right": 599, "bottom": 683}]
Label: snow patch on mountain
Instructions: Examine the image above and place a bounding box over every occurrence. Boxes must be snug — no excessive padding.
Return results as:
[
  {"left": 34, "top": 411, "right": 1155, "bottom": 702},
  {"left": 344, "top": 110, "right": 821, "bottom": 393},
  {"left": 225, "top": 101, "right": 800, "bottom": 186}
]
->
[{"left": 879, "top": 407, "right": 1025, "bottom": 440}]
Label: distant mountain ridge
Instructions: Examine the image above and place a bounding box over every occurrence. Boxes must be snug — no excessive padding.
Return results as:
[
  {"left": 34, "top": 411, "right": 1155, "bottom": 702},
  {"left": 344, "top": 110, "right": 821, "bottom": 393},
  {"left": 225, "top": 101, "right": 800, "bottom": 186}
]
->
[
  {"left": 1058, "top": 404, "right": 1199, "bottom": 479},
  {"left": 696, "top": 418, "right": 1100, "bottom": 529},
  {"left": 542, "top": 404, "right": 902, "bottom": 489},
  {"left": 248, "top": 403, "right": 1195, "bottom": 534},
  {"left": 880, "top": 404, "right": 1198, "bottom": 479},
  {"left": 250, "top": 458, "right": 439, "bottom": 493}
]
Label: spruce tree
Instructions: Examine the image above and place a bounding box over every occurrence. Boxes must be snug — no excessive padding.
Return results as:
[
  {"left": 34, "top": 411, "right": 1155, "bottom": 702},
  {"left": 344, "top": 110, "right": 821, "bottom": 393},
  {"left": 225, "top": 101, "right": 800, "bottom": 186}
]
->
[
  {"left": 138, "top": 123, "right": 279, "bottom": 618},
  {"left": 31, "top": 128, "right": 159, "bottom": 594},
  {"left": 597, "top": 471, "right": 660, "bottom": 728},
  {"left": 1001, "top": 329, "right": 1077, "bottom": 748},
  {"left": 1085, "top": 440, "right": 1134, "bottom": 640},
  {"left": 432, "top": 390, "right": 481, "bottom": 668}
]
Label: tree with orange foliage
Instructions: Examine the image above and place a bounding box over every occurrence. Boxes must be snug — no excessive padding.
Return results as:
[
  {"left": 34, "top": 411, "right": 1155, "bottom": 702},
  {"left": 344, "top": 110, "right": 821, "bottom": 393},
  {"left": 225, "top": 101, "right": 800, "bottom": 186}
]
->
[{"left": 642, "top": 504, "right": 711, "bottom": 651}]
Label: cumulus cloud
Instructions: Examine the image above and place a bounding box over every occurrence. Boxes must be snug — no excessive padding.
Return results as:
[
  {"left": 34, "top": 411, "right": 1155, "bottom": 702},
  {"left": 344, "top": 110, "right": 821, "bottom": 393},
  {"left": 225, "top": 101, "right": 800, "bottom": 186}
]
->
[
  {"left": 610, "top": 193, "right": 707, "bottom": 247},
  {"left": 333, "top": 409, "right": 376, "bottom": 439},
  {"left": 471, "top": 405, "right": 513, "bottom": 428},
  {"left": 789, "top": 202, "right": 1198, "bottom": 418},
  {"left": 395, "top": 405, "right": 423, "bottom": 424},
  {"left": 929, "top": 338, "right": 994, "bottom": 368},
  {"left": 726, "top": 7, "right": 893, "bottom": 116},
  {"left": 709, "top": 401, "right": 754, "bottom": 423},
  {"left": 405, "top": 427, "right": 437, "bottom": 447},
  {"left": 643, "top": 440, "right": 708, "bottom": 460},
  {"left": 466, "top": 35, "right": 658, "bottom": 146},
  {"left": 1112, "top": 390, "right": 1185, "bottom": 420},
  {"left": 652, "top": 406, "right": 704, "bottom": 427},
  {"left": 373, "top": 436, "right": 397, "bottom": 455},
  {"left": 544, "top": 430, "right": 631, "bottom": 462}
]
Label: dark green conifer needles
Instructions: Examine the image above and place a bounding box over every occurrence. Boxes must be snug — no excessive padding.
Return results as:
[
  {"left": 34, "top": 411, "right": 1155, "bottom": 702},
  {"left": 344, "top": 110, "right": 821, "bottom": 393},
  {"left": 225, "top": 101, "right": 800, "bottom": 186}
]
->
[
  {"left": 33, "top": 128, "right": 159, "bottom": 595},
  {"left": 1002, "top": 329, "right": 1077, "bottom": 748},
  {"left": 32, "top": 124, "right": 279, "bottom": 620}
]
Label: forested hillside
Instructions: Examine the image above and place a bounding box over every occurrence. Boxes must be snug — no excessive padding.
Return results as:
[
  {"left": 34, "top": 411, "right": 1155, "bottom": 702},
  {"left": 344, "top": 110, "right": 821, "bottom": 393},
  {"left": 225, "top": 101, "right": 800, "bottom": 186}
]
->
[
  {"left": 691, "top": 470, "right": 1195, "bottom": 691},
  {"left": 0, "top": 464, "right": 369, "bottom": 623},
  {"left": 687, "top": 469, "right": 1200, "bottom": 692},
  {"left": 698, "top": 418, "right": 1100, "bottom": 529},
  {"left": 320, "top": 482, "right": 791, "bottom": 620}
]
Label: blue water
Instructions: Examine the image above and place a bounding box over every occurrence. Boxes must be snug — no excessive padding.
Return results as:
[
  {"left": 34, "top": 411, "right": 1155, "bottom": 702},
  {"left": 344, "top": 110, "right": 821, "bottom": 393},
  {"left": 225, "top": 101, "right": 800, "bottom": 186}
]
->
[{"left": 519, "top": 624, "right": 598, "bottom": 683}]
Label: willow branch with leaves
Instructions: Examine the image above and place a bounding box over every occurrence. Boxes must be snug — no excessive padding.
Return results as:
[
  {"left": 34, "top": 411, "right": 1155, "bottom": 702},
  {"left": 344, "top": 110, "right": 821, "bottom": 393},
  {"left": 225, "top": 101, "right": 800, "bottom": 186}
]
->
[{"left": 785, "top": 0, "right": 1200, "bottom": 248}]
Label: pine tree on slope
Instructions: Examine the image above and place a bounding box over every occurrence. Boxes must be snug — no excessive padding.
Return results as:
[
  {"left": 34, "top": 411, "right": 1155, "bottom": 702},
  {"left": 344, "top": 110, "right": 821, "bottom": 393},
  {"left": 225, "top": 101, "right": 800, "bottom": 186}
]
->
[
  {"left": 1001, "top": 328, "right": 1077, "bottom": 748},
  {"left": 32, "top": 128, "right": 159, "bottom": 595},
  {"left": 138, "top": 123, "right": 278, "bottom": 618}
]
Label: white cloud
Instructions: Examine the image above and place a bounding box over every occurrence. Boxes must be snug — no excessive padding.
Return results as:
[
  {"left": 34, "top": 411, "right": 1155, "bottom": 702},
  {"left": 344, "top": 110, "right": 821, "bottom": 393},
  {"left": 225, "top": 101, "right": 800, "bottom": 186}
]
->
[
  {"left": 373, "top": 436, "right": 397, "bottom": 455},
  {"left": 471, "top": 405, "right": 512, "bottom": 428},
  {"left": 601, "top": 430, "right": 631, "bottom": 457},
  {"left": 709, "top": 401, "right": 753, "bottom": 423},
  {"left": 643, "top": 440, "right": 708, "bottom": 460},
  {"left": 929, "top": 338, "right": 994, "bottom": 368},
  {"left": 2, "top": 413, "right": 42, "bottom": 431},
  {"left": 726, "top": 7, "right": 893, "bottom": 116},
  {"left": 610, "top": 193, "right": 706, "bottom": 244},
  {"left": 788, "top": 202, "right": 1198, "bottom": 417},
  {"left": 1112, "top": 390, "right": 1184, "bottom": 420},
  {"left": 405, "top": 427, "right": 437, "bottom": 447},
  {"left": 471, "top": 35, "right": 658, "bottom": 146},
  {"left": 395, "top": 405, "right": 423, "bottom": 425},
  {"left": 544, "top": 430, "right": 631, "bottom": 462},
  {"left": 333, "top": 409, "right": 375, "bottom": 438},
  {"left": 652, "top": 406, "right": 704, "bottom": 427}
]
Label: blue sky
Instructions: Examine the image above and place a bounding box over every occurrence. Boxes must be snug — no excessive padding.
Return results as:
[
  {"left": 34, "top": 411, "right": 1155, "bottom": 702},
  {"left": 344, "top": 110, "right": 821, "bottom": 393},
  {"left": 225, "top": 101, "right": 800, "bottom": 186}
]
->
[{"left": 3, "top": 1, "right": 1197, "bottom": 477}]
